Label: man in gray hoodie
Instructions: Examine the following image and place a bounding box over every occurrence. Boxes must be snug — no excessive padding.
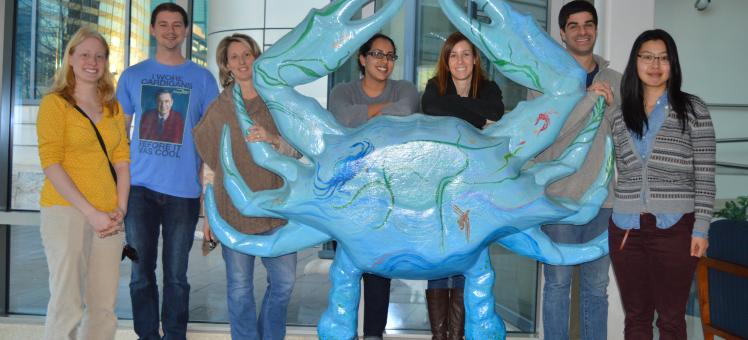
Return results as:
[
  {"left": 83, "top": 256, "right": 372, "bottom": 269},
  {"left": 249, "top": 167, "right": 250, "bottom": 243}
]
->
[{"left": 533, "top": 2, "right": 621, "bottom": 339}]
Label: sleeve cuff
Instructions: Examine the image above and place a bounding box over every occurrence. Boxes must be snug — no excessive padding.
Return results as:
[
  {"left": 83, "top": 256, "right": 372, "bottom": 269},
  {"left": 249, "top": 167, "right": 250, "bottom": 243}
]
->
[{"left": 692, "top": 230, "right": 708, "bottom": 239}]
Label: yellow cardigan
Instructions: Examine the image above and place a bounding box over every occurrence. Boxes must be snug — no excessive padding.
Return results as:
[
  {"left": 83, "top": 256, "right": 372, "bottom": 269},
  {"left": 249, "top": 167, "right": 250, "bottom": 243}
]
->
[{"left": 37, "top": 93, "right": 130, "bottom": 211}]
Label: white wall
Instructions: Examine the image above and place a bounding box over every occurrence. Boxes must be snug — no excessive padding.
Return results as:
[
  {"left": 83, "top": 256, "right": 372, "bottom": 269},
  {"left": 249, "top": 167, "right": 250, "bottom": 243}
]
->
[{"left": 655, "top": 0, "right": 748, "bottom": 199}]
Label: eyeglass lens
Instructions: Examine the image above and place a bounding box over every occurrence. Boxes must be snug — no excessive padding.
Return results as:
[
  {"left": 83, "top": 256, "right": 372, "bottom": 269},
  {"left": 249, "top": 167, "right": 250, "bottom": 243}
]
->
[{"left": 368, "top": 51, "right": 397, "bottom": 61}]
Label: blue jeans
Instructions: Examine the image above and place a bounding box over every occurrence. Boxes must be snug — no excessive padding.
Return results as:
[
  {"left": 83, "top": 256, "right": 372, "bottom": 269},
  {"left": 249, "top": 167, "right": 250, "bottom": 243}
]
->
[
  {"left": 427, "top": 275, "right": 465, "bottom": 289},
  {"left": 541, "top": 208, "right": 612, "bottom": 340},
  {"left": 222, "top": 242, "right": 297, "bottom": 340},
  {"left": 125, "top": 186, "right": 199, "bottom": 340}
]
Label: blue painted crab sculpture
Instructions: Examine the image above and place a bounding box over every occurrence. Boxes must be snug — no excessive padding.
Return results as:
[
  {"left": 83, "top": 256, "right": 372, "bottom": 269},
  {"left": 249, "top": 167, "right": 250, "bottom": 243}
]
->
[{"left": 205, "top": 0, "right": 613, "bottom": 339}]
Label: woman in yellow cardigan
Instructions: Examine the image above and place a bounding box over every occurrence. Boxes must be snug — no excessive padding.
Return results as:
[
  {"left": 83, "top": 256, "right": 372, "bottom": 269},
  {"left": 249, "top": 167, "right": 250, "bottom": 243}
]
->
[{"left": 36, "top": 26, "right": 130, "bottom": 340}]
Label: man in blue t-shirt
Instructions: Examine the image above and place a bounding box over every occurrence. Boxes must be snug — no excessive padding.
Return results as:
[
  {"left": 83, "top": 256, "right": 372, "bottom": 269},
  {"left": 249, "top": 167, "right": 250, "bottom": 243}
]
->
[{"left": 116, "top": 3, "right": 218, "bottom": 339}]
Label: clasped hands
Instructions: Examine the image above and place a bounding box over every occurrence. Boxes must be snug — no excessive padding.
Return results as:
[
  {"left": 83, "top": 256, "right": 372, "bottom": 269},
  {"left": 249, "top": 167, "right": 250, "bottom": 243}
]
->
[{"left": 86, "top": 207, "right": 125, "bottom": 239}]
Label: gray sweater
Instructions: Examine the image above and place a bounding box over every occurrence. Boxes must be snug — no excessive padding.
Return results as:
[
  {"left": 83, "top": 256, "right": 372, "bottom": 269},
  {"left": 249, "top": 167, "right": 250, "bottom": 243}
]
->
[
  {"left": 608, "top": 96, "right": 716, "bottom": 235},
  {"left": 328, "top": 79, "right": 420, "bottom": 128},
  {"left": 533, "top": 55, "right": 622, "bottom": 208}
]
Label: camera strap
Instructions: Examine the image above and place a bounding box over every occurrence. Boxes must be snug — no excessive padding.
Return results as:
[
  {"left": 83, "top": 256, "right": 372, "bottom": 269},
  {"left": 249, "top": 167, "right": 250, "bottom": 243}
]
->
[{"left": 73, "top": 104, "right": 118, "bottom": 184}]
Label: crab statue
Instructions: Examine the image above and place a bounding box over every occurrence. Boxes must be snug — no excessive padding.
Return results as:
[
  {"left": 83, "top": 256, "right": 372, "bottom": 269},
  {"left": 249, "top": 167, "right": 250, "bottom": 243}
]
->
[{"left": 204, "top": 0, "right": 613, "bottom": 339}]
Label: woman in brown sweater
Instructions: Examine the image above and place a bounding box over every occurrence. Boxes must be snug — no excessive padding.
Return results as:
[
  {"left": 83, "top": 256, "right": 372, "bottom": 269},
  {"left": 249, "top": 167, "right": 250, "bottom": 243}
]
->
[{"left": 193, "top": 33, "right": 299, "bottom": 340}]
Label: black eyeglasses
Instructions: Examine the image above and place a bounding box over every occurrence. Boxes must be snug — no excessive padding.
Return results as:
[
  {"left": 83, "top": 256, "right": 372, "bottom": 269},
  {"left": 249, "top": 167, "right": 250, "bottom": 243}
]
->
[
  {"left": 637, "top": 53, "right": 669, "bottom": 65},
  {"left": 366, "top": 51, "right": 398, "bottom": 61}
]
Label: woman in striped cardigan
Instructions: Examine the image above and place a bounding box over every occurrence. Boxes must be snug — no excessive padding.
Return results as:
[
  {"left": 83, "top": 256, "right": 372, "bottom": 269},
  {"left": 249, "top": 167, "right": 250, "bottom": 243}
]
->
[{"left": 607, "top": 29, "right": 716, "bottom": 340}]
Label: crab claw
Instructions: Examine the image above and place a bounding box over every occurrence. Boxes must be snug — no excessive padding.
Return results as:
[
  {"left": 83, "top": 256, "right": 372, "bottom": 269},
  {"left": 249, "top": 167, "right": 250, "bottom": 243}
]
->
[
  {"left": 438, "top": 0, "right": 586, "bottom": 172},
  {"left": 438, "top": 0, "right": 584, "bottom": 94},
  {"left": 251, "top": 0, "right": 405, "bottom": 158},
  {"left": 255, "top": 0, "right": 405, "bottom": 89}
]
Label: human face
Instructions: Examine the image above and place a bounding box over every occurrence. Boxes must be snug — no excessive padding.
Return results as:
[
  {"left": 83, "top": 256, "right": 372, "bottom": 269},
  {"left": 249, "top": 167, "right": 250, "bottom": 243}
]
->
[
  {"left": 226, "top": 41, "right": 256, "bottom": 83},
  {"left": 157, "top": 93, "right": 173, "bottom": 115},
  {"left": 560, "top": 11, "right": 597, "bottom": 57},
  {"left": 150, "top": 11, "right": 187, "bottom": 51},
  {"left": 448, "top": 40, "right": 475, "bottom": 82},
  {"left": 637, "top": 39, "right": 670, "bottom": 92},
  {"left": 69, "top": 37, "right": 107, "bottom": 85},
  {"left": 358, "top": 38, "right": 395, "bottom": 82}
]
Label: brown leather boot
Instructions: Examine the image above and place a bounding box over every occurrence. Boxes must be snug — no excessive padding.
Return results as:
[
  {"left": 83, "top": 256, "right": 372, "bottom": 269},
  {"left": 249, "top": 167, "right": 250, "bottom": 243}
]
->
[
  {"left": 426, "top": 288, "right": 450, "bottom": 340},
  {"left": 448, "top": 288, "right": 465, "bottom": 340}
]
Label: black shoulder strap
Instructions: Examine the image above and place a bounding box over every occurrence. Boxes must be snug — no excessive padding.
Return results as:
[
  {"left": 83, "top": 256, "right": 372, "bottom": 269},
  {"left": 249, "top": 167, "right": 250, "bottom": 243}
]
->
[{"left": 73, "top": 105, "right": 118, "bottom": 184}]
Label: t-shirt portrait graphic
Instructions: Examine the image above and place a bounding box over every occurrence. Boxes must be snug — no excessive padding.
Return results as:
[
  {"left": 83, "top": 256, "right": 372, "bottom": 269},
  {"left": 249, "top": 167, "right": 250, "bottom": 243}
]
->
[{"left": 138, "top": 85, "right": 190, "bottom": 144}]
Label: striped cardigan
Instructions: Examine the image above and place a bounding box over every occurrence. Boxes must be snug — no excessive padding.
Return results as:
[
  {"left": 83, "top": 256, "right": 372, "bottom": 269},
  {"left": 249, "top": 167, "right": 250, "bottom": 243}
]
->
[{"left": 608, "top": 96, "right": 716, "bottom": 236}]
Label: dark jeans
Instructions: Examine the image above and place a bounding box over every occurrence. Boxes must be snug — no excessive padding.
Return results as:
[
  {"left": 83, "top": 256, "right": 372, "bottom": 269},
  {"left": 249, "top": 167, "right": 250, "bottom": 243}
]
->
[
  {"left": 363, "top": 273, "right": 391, "bottom": 337},
  {"left": 125, "top": 186, "right": 199, "bottom": 340},
  {"left": 609, "top": 213, "right": 698, "bottom": 340}
]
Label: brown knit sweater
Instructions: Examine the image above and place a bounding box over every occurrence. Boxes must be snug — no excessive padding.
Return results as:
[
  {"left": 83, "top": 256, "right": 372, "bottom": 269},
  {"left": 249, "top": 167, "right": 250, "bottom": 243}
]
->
[{"left": 194, "top": 88, "right": 297, "bottom": 234}]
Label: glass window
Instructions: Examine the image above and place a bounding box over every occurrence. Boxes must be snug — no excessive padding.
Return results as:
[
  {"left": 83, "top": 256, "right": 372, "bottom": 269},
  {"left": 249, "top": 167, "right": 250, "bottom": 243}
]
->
[
  {"left": 128, "top": 0, "right": 173, "bottom": 66},
  {"left": 190, "top": 0, "right": 209, "bottom": 67},
  {"left": 11, "top": 0, "right": 129, "bottom": 210}
]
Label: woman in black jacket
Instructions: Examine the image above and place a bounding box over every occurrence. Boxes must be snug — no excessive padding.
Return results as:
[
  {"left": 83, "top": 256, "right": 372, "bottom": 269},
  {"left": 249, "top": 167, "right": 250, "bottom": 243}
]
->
[
  {"left": 421, "top": 31, "right": 505, "bottom": 340},
  {"left": 422, "top": 32, "right": 504, "bottom": 129}
]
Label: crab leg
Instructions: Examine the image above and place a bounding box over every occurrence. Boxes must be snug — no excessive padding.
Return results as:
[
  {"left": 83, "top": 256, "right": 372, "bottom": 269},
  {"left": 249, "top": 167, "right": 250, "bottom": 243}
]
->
[
  {"left": 229, "top": 84, "right": 306, "bottom": 182},
  {"left": 554, "top": 136, "right": 614, "bottom": 225},
  {"left": 204, "top": 185, "right": 331, "bottom": 257},
  {"left": 252, "top": 0, "right": 405, "bottom": 157},
  {"left": 526, "top": 97, "right": 607, "bottom": 187},
  {"left": 464, "top": 248, "right": 506, "bottom": 339},
  {"left": 219, "top": 124, "right": 296, "bottom": 219},
  {"left": 318, "top": 248, "right": 363, "bottom": 340},
  {"left": 497, "top": 226, "right": 608, "bottom": 266},
  {"left": 438, "top": 0, "right": 586, "bottom": 169},
  {"left": 523, "top": 96, "right": 614, "bottom": 224}
]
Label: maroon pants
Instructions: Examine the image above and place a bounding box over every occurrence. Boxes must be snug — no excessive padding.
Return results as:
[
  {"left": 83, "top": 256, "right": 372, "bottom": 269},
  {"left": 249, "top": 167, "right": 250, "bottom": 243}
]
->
[{"left": 609, "top": 213, "right": 698, "bottom": 340}]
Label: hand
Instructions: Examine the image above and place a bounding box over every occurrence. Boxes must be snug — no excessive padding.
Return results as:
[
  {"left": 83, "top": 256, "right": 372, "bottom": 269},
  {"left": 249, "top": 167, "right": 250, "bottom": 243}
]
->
[
  {"left": 109, "top": 207, "right": 125, "bottom": 226},
  {"left": 85, "top": 209, "right": 119, "bottom": 238},
  {"left": 245, "top": 126, "right": 280, "bottom": 148},
  {"left": 588, "top": 81, "right": 614, "bottom": 107},
  {"left": 367, "top": 102, "right": 391, "bottom": 119},
  {"left": 203, "top": 218, "right": 215, "bottom": 243},
  {"left": 690, "top": 236, "right": 709, "bottom": 257}
]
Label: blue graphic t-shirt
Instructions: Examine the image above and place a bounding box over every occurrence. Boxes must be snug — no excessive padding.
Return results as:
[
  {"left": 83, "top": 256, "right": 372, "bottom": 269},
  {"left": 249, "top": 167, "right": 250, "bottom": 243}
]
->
[{"left": 117, "top": 59, "right": 219, "bottom": 198}]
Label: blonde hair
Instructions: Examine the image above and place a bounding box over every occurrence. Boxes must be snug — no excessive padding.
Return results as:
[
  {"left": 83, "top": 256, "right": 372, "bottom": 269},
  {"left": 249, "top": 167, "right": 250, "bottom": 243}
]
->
[
  {"left": 48, "top": 26, "right": 116, "bottom": 113},
  {"left": 216, "top": 34, "right": 261, "bottom": 88}
]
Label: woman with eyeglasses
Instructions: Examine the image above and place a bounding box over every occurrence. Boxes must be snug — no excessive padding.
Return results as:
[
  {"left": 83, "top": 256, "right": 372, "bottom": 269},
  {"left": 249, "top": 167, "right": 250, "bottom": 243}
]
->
[
  {"left": 607, "top": 29, "right": 715, "bottom": 339},
  {"left": 327, "top": 33, "right": 419, "bottom": 340},
  {"left": 193, "top": 33, "right": 300, "bottom": 340},
  {"left": 420, "top": 31, "right": 504, "bottom": 340},
  {"left": 36, "top": 27, "right": 130, "bottom": 339}
]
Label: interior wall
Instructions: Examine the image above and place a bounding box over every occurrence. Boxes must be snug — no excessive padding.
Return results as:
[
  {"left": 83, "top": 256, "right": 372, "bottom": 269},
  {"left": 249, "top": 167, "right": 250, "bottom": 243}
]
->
[{"left": 656, "top": 0, "right": 748, "bottom": 199}]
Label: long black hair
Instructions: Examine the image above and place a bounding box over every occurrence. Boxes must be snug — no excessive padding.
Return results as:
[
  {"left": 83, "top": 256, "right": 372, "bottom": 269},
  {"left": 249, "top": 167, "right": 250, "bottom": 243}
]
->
[{"left": 620, "top": 29, "right": 693, "bottom": 138}]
